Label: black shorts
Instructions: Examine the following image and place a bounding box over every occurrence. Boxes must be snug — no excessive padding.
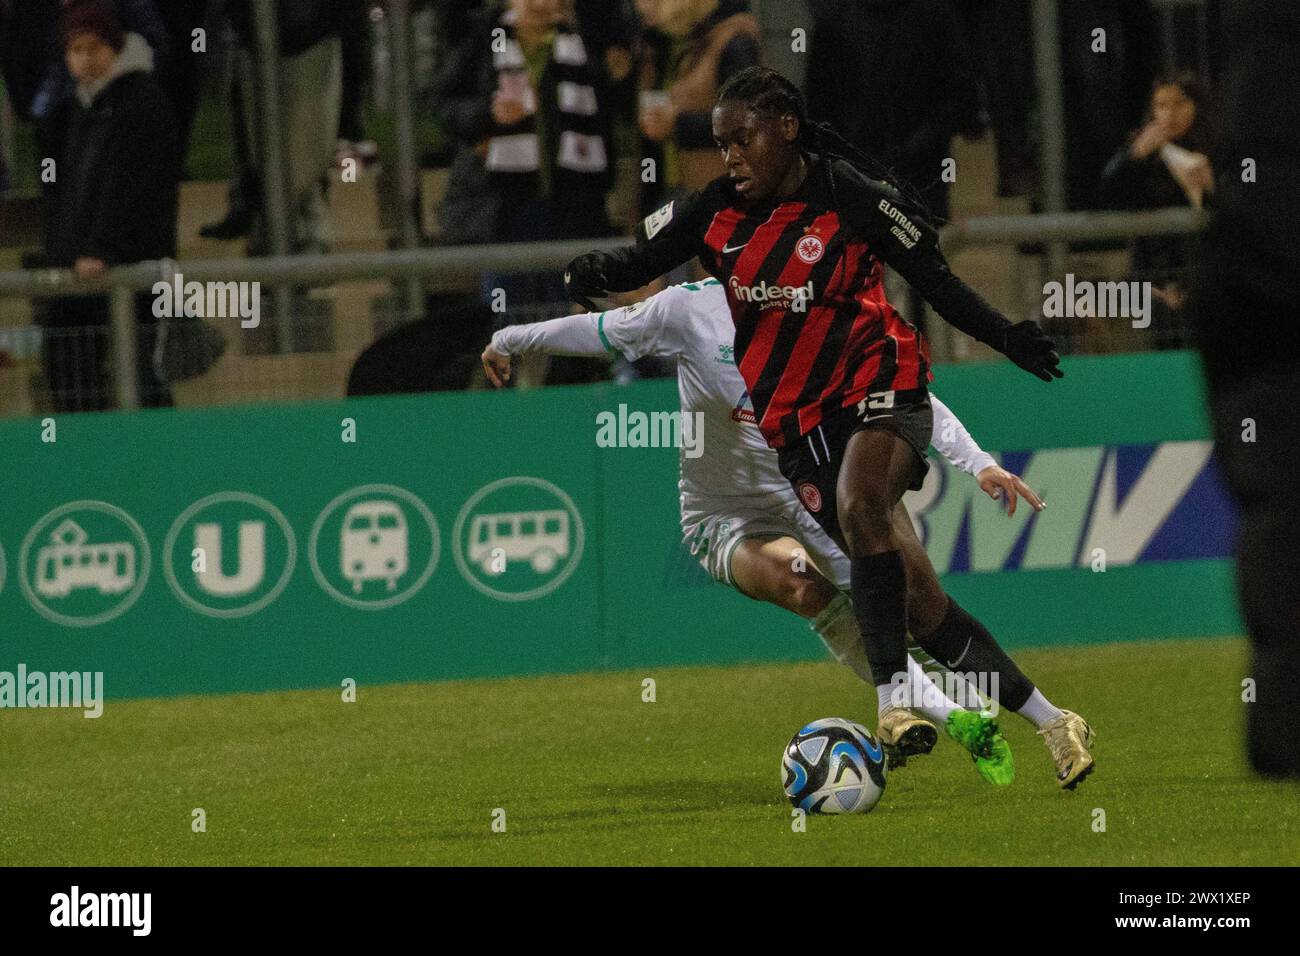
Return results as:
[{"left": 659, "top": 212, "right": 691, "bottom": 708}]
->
[{"left": 776, "top": 388, "right": 933, "bottom": 542}]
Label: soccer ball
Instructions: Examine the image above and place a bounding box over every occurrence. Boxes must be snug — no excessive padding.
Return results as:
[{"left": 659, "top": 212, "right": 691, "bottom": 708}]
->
[{"left": 781, "top": 717, "right": 887, "bottom": 814}]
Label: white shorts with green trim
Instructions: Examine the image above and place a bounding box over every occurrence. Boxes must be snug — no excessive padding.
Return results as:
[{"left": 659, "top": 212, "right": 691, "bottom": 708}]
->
[{"left": 681, "top": 489, "right": 850, "bottom": 590}]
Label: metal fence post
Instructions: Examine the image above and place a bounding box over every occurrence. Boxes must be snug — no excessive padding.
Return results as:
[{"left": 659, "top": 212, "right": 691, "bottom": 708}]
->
[
  {"left": 1031, "top": 0, "right": 1068, "bottom": 283},
  {"left": 110, "top": 283, "right": 140, "bottom": 411},
  {"left": 251, "top": 0, "right": 295, "bottom": 353},
  {"left": 388, "top": 0, "right": 425, "bottom": 320}
]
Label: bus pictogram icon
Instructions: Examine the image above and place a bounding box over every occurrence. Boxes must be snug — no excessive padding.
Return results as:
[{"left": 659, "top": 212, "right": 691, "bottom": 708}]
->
[
  {"left": 468, "top": 509, "right": 570, "bottom": 575},
  {"left": 453, "top": 477, "right": 585, "bottom": 602}
]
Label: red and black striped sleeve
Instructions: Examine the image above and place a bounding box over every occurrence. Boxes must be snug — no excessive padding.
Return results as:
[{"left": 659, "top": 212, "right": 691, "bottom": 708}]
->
[{"left": 833, "top": 160, "right": 1014, "bottom": 351}]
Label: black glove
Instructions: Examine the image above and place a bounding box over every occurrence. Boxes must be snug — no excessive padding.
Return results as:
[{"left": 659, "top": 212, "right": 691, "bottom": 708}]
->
[
  {"left": 1000, "top": 320, "right": 1064, "bottom": 381},
  {"left": 564, "top": 253, "right": 612, "bottom": 311}
]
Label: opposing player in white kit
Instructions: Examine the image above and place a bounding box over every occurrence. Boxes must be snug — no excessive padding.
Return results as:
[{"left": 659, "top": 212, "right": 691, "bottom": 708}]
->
[{"left": 483, "top": 279, "right": 1094, "bottom": 789}]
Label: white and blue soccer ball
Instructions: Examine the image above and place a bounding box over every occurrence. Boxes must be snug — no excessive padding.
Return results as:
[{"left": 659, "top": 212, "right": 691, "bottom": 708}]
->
[{"left": 781, "top": 717, "right": 887, "bottom": 814}]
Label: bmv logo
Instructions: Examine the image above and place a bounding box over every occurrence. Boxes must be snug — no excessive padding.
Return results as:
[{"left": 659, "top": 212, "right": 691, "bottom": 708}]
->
[{"left": 905, "top": 441, "right": 1234, "bottom": 572}]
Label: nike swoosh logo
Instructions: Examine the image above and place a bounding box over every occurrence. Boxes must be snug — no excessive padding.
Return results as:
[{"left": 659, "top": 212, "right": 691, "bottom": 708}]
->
[
  {"left": 944, "top": 637, "right": 972, "bottom": 669},
  {"left": 722, "top": 243, "right": 748, "bottom": 254}
]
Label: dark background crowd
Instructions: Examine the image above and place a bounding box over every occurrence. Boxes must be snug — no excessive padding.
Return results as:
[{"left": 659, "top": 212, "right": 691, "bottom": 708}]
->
[{"left": 0, "top": 0, "right": 1217, "bottom": 399}]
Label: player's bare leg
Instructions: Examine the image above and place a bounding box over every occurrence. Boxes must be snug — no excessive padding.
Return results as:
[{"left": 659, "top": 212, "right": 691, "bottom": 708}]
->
[{"left": 728, "top": 534, "right": 839, "bottom": 620}]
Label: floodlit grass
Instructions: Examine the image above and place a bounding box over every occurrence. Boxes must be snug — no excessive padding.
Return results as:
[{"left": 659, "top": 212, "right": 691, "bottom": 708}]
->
[{"left": 1, "top": 637, "right": 1295, "bottom": 866}]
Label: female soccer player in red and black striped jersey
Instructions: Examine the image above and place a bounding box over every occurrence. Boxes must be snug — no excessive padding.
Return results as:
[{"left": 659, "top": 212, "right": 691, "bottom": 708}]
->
[{"left": 565, "top": 67, "right": 1094, "bottom": 788}]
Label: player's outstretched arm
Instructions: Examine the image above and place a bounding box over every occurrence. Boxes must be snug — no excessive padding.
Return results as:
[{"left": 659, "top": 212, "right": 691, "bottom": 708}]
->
[
  {"left": 565, "top": 191, "right": 711, "bottom": 308},
  {"left": 837, "top": 165, "right": 1063, "bottom": 382},
  {"left": 931, "top": 394, "right": 1044, "bottom": 516},
  {"left": 482, "top": 312, "right": 611, "bottom": 387},
  {"left": 482, "top": 287, "right": 686, "bottom": 387}
]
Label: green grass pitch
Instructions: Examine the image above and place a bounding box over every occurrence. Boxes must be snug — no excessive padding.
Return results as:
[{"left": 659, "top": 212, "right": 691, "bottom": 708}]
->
[{"left": 1, "top": 637, "right": 1296, "bottom": 866}]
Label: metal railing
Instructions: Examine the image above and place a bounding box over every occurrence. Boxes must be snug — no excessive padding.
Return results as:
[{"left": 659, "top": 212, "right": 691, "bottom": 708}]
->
[
  {"left": 940, "top": 207, "right": 1208, "bottom": 252},
  {"left": 0, "top": 207, "right": 1209, "bottom": 414}
]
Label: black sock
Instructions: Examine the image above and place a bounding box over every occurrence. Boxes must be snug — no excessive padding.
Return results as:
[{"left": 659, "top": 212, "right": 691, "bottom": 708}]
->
[
  {"left": 849, "top": 551, "right": 910, "bottom": 687},
  {"left": 914, "top": 597, "right": 1035, "bottom": 711}
]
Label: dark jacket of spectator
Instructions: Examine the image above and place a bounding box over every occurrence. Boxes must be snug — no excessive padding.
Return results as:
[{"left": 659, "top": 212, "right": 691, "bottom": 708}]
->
[
  {"left": 229, "top": 0, "right": 347, "bottom": 57},
  {"left": 1099, "top": 149, "right": 1205, "bottom": 283},
  {"left": 46, "top": 32, "right": 179, "bottom": 266},
  {"left": 806, "top": 0, "right": 984, "bottom": 222},
  {"left": 1100, "top": 146, "right": 1207, "bottom": 208},
  {"left": 38, "top": 12, "right": 178, "bottom": 412},
  {"left": 432, "top": 2, "right": 500, "bottom": 245},
  {"left": 440, "top": 4, "right": 616, "bottom": 241}
]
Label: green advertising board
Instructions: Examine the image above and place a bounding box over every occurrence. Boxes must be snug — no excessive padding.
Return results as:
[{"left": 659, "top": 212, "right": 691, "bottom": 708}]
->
[{"left": 0, "top": 351, "right": 1241, "bottom": 700}]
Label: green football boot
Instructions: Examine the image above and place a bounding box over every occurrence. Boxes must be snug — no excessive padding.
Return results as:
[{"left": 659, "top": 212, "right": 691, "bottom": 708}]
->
[{"left": 946, "top": 710, "right": 1015, "bottom": 786}]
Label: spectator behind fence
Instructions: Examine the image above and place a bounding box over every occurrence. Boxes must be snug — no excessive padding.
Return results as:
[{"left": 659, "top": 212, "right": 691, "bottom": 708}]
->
[
  {"left": 40, "top": 0, "right": 178, "bottom": 411},
  {"left": 0, "top": 0, "right": 169, "bottom": 214},
  {"left": 805, "top": 0, "right": 984, "bottom": 226},
  {"left": 634, "top": 0, "right": 759, "bottom": 218},
  {"left": 431, "top": 0, "right": 498, "bottom": 246},
  {"left": 228, "top": 0, "right": 349, "bottom": 255},
  {"left": 1100, "top": 72, "right": 1214, "bottom": 338},
  {"left": 438, "top": 0, "right": 619, "bottom": 386},
  {"left": 335, "top": 0, "right": 377, "bottom": 171},
  {"left": 155, "top": 0, "right": 210, "bottom": 172}
]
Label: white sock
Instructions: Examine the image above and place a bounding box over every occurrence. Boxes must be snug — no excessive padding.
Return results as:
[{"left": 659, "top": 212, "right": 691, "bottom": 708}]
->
[
  {"left": 1016, "top": 688, "right": 1064, "bottom": 729},
  {"left": 810, "top": 592, "right": 872, "bottom": 683},
  {"left": 811, "top": 593, "right": 960, "bottom": 724},
  {"left": 874, "top": 680, "right": 902, "bottom": 717},
  {"left": 902, "top": 656, "right": 961, "bottom": 725}
]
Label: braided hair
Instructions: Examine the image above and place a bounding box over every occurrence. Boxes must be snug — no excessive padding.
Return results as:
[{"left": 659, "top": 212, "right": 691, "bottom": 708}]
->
[{"left": 715, "top": 66, "right": 938, "bottom": 224}]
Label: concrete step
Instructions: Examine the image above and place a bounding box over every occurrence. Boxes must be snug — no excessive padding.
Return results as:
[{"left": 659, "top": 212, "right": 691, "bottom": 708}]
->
[{"left": 179, "top": 171, "right": 390, "bottom": 259}]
